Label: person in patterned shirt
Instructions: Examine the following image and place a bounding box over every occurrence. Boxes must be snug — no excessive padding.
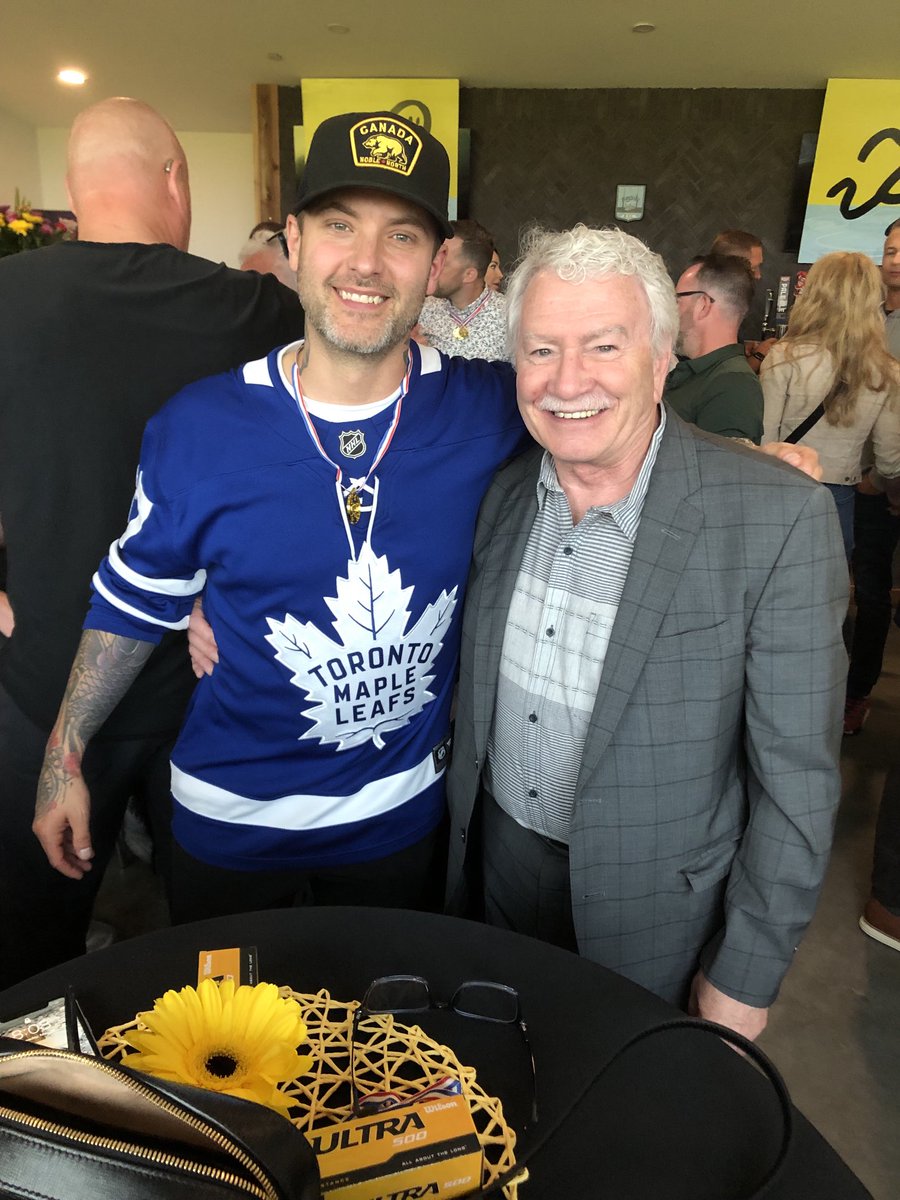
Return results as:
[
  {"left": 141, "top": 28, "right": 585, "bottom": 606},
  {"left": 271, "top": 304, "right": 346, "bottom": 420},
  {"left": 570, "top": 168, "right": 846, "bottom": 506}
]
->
[{"left": 418, "top": 219, "right": 508, "bottom": 360}]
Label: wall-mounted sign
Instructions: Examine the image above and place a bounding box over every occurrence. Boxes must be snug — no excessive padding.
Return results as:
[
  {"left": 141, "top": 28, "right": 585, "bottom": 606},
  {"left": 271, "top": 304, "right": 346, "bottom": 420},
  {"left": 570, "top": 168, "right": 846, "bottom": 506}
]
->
[
  {"left": 297, "top": 79, "right": 460, "bottom": 218},
  {"left": 615, "top": 184, "right": 645, "bottom": 222},
  {"left": 798, "top": 78, "right": 900, "bottom": 264}
]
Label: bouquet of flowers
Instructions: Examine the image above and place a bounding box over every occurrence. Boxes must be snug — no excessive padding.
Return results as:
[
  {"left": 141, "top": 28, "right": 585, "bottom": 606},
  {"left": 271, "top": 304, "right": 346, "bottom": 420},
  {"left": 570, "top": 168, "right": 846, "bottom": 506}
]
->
[{"left": 0, "top": 190, "right": 73, "bottom": 256}]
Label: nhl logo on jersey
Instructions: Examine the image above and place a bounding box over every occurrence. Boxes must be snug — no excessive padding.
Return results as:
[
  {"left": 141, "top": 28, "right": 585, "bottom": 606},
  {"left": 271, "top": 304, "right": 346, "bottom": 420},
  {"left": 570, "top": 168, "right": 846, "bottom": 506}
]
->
[{"left": 339, "top": 429, "right": 367, "bottom": 459}]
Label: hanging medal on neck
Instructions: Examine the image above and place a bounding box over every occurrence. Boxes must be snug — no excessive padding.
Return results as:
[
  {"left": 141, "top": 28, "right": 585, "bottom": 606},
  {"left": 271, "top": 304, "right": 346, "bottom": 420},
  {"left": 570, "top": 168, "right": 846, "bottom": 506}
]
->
[
  {"left": 449, "top": 289, "right": 491, "bottom": 341},
  {"left": 291, "top": 349, "right": 410, "bottom": 544},
  {"left": 345, "top": 488, "right": 362, "bottom": 523}
]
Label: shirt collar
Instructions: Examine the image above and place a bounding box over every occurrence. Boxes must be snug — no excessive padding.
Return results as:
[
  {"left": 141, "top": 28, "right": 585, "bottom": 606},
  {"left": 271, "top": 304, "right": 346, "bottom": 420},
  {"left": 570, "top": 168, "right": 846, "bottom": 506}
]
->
[
  {"left": 670, "top": 343, "right": 746, "bottom": 378},
  {"left": 536, "top": 405, "right": 667, "bottom": 540},
  {"left": 450, "top": 287, "right": 491, "bottom": 317}
]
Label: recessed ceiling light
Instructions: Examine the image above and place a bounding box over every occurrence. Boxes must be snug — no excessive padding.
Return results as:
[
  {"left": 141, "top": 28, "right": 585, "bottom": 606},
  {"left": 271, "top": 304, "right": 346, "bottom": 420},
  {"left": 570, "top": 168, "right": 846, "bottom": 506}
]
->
[
  {"left": 632, "top": 22, "right": 656, "bottom": 33},
  {"left": 327, "top": 24, "right": 350, "bottom": 34},
  {"left": 268, "top": 52, "right": 284, "bottom": 62},
  {"left": 57, "top": 68, "right": 88, "bottom": 86}
]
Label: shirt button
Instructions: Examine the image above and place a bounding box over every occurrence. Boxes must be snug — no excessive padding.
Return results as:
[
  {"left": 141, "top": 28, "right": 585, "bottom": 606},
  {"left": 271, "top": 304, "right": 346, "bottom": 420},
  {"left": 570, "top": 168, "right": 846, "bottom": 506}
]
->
[
  {"left": 528, "top": 788, "right": 538, "bottom": 798},
  {"left": 563, "top": 546, "right": 573, "bottom": 556},
  {"left": 546, "top": 627, "right": 555, "bottom": 637},
  {"left": 528, "top": 713, "right": 538, "bottom": 724}
]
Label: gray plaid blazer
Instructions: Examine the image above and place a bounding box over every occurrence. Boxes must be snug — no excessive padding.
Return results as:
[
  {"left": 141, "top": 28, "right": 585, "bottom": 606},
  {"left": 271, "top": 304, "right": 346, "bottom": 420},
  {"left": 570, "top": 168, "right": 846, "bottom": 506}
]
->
[{"left": 445, "top": 410, "right": 847, "bottom": 1007}]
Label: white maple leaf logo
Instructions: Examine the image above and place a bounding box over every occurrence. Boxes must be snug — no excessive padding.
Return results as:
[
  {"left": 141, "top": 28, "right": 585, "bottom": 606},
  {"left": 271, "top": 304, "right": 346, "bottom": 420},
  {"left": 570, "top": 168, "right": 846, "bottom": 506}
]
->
[{"left": 265, "top": 542, "right": 457, "bottom": 751}]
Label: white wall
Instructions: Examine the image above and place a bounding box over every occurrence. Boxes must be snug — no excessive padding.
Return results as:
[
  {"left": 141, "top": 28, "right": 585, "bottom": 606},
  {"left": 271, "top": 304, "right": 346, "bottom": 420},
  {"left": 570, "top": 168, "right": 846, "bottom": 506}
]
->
[
  {"left": 0, "top": 107, "right": 42, "bottom": 205},
  {"left": 32, "top": 126, "right": 254, "bottom": 266},
  {"left": 178, "top": 132, "right": 255, "bottom": 267},
  {"left": 36, "top": 127, "right": 68, "bottom": 209}
]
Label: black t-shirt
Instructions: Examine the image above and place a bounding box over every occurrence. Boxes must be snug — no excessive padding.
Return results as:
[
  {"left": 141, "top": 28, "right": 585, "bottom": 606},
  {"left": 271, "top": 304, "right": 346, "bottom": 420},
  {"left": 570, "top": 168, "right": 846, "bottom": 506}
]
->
[{"left": 0, "top": 241, "right": 304, "bottom": 734}]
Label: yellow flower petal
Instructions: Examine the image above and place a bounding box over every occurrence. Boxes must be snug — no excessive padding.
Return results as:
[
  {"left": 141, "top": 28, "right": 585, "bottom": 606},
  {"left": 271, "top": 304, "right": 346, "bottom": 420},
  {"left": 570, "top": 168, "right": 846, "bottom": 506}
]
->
[{"left": 121, "top": 980, "right": 310, "bottom": 1113}]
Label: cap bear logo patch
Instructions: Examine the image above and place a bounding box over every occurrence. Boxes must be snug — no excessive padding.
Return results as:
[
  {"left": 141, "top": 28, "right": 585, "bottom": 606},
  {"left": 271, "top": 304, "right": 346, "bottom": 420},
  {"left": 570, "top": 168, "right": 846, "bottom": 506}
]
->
[{"left": 350, "top": 118, "right": 422, "bottom": 176}]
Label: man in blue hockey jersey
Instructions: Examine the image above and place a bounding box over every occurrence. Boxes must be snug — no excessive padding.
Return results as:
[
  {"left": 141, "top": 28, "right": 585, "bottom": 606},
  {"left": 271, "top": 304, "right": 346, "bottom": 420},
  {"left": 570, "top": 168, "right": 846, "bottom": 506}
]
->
[
  {"left": 33, "top": 112, "right": 528, "bottom": 922},
  {"left": 34, "top": 111, "right": 821, "bottom": 930}
]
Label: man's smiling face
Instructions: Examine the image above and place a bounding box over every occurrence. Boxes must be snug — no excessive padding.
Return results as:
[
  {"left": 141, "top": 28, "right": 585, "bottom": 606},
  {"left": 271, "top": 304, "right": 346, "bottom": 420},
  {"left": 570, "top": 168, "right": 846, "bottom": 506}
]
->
[
  {"left": 287, "top": 188, "right": 444, "bottom": 358},
  {"left": 514, "top": 270, "right": 671, "bottom": 478}
]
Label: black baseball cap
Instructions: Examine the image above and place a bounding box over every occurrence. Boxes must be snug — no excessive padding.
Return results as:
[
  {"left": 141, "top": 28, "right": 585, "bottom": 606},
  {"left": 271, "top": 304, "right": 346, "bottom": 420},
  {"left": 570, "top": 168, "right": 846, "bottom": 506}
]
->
[{"left": 293, "top": 111, "right": 453, "bottom": 241}]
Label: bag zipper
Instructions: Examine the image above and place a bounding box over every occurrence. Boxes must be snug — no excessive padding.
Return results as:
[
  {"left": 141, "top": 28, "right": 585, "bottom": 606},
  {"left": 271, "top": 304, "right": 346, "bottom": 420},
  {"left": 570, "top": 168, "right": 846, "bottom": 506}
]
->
[{"left": 0, "top": 1049, "right": 280, "bottom": 1199}]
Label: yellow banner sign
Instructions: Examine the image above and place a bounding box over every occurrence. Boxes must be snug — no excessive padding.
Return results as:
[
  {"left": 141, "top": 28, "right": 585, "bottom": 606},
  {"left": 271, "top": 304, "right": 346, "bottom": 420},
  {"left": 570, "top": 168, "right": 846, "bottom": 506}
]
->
[{"left": 799, "top": 79, "right": 900, "bottom": 263}]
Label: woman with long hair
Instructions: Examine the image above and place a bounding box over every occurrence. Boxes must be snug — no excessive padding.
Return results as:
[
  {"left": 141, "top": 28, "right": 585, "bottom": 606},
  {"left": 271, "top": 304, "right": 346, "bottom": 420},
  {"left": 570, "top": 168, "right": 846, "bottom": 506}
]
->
[{"left": 761, "top": 251, "right": 900, "bottom": 559}]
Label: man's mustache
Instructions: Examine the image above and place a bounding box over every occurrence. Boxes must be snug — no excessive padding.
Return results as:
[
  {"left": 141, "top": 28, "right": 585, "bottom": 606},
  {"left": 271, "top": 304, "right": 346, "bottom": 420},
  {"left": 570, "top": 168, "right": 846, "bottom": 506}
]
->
[{"left": 536, "top": 392, "right": 613, "bottom": 413}]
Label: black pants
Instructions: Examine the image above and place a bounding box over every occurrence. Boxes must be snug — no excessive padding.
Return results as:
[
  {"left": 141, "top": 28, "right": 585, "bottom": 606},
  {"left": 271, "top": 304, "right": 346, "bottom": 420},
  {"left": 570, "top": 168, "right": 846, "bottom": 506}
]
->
[
  {"left": 0, "top": 681, "right": 175, "bottom": 990},
  {"left": 873, "top": 763, "right": 900, "bottom": 914},
  {"left": 168, "top": 820, "right": 448, "bottom": 925},
  {"left": 847, "top": 492, "right": 900, "bottom": 700},
  {"left": 480, "top": 790, "right": 578, "bottom": 953}
]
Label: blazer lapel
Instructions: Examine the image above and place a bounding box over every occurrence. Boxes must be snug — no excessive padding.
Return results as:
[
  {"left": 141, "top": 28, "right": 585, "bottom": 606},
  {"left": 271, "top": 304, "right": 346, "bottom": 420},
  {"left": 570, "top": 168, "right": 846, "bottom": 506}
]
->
[
  {"left": 578, "top": 416, "right": 704, "bottom": 781},
  {"left": 472, "top": 452, "right": 541, "bottom": 756}
]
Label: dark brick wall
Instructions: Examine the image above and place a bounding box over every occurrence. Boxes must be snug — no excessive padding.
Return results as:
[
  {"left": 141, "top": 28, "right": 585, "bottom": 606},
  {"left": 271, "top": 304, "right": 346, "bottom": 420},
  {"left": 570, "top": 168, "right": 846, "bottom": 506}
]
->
[{"left": 459, "top": 88, "right": 825, "bottom": 329}]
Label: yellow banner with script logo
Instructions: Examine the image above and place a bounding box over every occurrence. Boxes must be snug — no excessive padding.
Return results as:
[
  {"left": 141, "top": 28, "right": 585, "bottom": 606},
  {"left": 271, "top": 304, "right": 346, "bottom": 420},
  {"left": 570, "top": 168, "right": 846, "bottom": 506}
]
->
[
  {"left": 798, "top": 78, "right": 900, "bottom": 263},
  {"left": 298, "top": 79, "right": 459, "bottom": 217}
]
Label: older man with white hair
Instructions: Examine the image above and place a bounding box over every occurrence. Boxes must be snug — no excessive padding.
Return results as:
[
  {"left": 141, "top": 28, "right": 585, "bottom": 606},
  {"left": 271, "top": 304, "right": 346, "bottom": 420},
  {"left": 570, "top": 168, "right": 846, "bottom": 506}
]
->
[{"left": 445, "top": 225, "right": 847, "bottom": 1038}]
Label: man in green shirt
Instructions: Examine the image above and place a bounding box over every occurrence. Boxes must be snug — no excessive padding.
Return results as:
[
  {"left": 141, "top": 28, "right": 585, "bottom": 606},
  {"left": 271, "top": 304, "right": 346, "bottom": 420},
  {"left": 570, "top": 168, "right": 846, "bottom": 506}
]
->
[{"left": 665, "top": 254, "right": 763, "bottom": 443}]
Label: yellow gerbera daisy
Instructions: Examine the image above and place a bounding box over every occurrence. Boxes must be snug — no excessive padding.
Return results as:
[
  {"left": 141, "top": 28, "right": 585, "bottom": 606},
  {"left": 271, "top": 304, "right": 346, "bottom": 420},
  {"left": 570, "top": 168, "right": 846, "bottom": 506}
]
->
[{"left": 122, "top": 979, "right": 312, "bottom": 1115}]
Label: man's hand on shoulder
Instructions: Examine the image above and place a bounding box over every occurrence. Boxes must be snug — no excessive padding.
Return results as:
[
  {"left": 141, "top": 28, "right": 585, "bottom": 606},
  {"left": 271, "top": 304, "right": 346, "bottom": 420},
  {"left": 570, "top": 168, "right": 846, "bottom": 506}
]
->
[
  {"left": 688, "top": 971, "right": 768, "bottom": 1041},
  {"left": 759, "top": 442, "right": 823, "bottom": 482}
]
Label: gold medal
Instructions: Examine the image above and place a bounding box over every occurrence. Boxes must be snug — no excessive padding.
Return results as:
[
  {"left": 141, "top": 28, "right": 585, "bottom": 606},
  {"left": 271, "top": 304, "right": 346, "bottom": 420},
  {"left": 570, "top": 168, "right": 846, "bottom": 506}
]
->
[
  {"left": 345, "top": 488, "right": 362, "bottom": 524},
  {"left": 454, "top": 326, "right": 469, "bottom": 340}
]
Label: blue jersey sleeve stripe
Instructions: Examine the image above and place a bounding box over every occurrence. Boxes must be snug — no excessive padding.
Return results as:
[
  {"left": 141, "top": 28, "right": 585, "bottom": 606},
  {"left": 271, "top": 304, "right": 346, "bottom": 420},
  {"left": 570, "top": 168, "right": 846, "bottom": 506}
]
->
[
  {"left": 91, "top": 572, "right": 191, "bottom": 631},
  {"left": 108, "top": 539, "right": 207, "bottom": 597}
]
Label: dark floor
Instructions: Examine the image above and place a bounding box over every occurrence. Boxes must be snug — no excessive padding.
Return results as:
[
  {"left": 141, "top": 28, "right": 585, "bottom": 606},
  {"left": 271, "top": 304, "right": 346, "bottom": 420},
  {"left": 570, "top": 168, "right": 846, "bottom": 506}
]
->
[
  {"left": 91, "top": 614, "right": 900, "bottom": 1200},
  {"left": 759, "top": 625, "right": 900, "bottom": 1200}
]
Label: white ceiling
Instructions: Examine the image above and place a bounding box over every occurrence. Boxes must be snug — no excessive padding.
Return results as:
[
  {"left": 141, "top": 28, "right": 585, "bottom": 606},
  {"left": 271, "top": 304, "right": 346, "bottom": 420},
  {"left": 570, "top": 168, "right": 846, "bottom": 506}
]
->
[{"left": 2, "top": 0, "right": 898, "bottom": 134}]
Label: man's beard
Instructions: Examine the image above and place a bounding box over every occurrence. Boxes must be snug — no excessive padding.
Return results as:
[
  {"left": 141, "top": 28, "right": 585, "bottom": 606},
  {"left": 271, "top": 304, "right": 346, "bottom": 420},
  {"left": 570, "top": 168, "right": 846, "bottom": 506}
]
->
[{"left": 298, "top": 274, "right": 425, "bottom": 358}]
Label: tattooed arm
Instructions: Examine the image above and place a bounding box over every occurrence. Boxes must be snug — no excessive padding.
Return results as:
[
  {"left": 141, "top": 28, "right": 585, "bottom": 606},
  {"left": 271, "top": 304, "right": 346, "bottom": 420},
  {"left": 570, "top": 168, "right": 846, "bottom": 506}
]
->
[{"left": 34, "top": 629, "right": 153, "bottom": 878}]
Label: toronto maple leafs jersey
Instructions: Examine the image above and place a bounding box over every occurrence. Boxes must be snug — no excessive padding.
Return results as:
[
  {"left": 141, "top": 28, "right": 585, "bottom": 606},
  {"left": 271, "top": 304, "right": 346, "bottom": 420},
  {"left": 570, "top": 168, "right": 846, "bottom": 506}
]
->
[{"left": 86, "top": 341, "right": 527, "bottom": 871}]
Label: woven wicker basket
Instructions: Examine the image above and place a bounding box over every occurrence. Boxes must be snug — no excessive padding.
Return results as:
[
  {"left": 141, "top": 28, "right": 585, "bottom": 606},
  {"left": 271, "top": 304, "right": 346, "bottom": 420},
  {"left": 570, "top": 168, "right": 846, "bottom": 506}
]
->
[{"left": 99, "top": 987, "right": 523, "bottom": 1196}]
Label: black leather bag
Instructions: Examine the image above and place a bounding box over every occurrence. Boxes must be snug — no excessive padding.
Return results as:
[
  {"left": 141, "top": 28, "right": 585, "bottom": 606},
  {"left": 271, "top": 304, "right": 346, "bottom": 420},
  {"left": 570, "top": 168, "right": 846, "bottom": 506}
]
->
[{"left": 0, "top": 1035, "right": 320, "bottom": 1200}]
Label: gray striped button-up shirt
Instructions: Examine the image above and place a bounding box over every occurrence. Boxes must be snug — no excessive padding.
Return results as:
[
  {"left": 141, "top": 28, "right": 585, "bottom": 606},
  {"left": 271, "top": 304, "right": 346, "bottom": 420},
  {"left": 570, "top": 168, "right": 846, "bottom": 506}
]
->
[{"left": 485, "top": 409, "right": 667, "bottom": 843}]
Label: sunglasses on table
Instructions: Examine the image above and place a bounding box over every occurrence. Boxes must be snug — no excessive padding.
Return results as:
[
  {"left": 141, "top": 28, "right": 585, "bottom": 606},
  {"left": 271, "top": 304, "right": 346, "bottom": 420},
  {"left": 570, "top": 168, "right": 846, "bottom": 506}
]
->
[{"left": 350, "top": 974, "right": 538, "bottom": 1126}]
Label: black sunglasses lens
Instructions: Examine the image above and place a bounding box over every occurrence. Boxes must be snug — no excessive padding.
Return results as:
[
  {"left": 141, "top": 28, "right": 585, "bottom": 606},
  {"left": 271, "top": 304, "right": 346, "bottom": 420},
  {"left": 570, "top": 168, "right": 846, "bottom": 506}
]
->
[{"left": 365, "top": 976, "right": 430, "bottom": 1014}]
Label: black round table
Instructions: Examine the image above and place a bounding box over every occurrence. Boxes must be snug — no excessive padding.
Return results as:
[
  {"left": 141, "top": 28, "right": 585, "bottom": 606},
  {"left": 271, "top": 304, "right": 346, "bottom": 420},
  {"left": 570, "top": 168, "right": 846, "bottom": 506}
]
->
[{"left": 0, "top": 907, "right": 870, "bottom": 1200}]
